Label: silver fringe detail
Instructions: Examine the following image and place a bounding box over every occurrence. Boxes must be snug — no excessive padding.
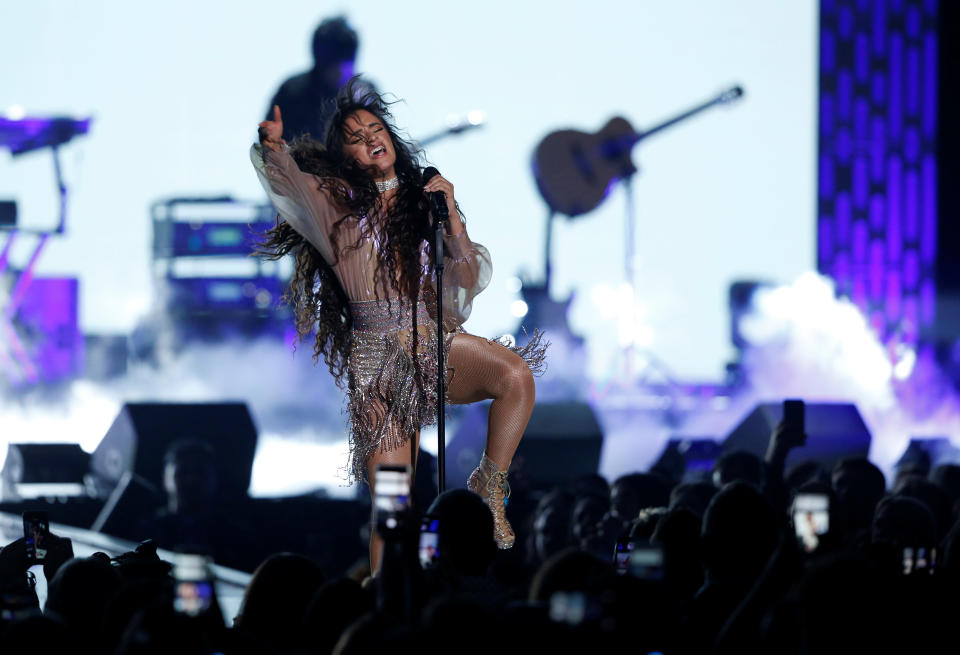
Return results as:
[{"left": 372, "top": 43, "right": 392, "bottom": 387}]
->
[
  {"left": 345, "top": 296, "right": 451, "bottom": 484},
  {"left": 345, "top": 298, "right": 549, "bottom": 484},
  {"left": 492, "top": 328, "right": 550, "bottom": 378}
]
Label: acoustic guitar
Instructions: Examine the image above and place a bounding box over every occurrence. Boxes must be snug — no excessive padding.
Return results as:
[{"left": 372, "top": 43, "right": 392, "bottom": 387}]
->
[{"left": 532, "top": 86, "right": 743, "bottom": 217}]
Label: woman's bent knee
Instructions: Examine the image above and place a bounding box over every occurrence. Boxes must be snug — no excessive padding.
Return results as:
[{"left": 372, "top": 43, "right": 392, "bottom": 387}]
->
[{"left": 500, "top": 356, "right": 535, "bottom": 402}]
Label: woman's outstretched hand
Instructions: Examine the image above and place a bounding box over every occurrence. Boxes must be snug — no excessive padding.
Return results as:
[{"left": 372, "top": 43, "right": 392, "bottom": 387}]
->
[{"left": 258, "top": 105, "right": 285, "bottom": 151}]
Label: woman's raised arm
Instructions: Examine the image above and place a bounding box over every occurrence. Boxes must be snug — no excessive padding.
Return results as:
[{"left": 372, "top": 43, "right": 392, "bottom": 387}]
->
[
  {"left": 251, "top": 105, "right": 339, "bottom": 264},
  {"left": 258, "top": 105, "right": 286, "bottom": 152}
]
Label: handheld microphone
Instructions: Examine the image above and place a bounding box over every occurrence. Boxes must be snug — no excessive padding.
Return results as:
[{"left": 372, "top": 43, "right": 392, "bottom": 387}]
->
[{"left": 422, "top": 167, "right": 449, "bottom": 222}]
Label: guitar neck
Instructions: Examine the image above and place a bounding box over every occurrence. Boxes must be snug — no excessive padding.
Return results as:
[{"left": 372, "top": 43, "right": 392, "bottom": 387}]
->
[{"left": 615, "top": 86, "right": 744, "bottom": 151}]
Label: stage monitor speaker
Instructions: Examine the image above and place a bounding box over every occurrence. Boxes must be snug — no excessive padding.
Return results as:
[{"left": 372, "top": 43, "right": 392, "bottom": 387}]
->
[
  {"left": 90, "top": 471, "right": 162, "bottom": 541},
  {"left": 895, "top": 438, "right": 960, "bottom": 473},
  {"left": 0, "top": 443, "right": 90, "bottom": 500},
  {"left": 90, "top": 402, "right": 258, "bottom": 499},
  {"left": 723, "top": 402, "right": 871, "bottom": 472},
  {"left": 445, "top": 401, "right": 603, "bottom": 490}
]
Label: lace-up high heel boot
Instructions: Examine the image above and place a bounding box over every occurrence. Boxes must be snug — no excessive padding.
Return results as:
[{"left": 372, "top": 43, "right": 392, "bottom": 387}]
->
[{"left": 467, "top": 453, "right": 515, "bottom": 549}]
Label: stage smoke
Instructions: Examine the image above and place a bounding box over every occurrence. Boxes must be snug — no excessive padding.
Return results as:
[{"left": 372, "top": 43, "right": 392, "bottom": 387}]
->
[
  {"left": 0, "top": 337, "right": 352, "bottom": 497},
  {"left": 739, "top": 272, "right": 960, "bottom": 476}
]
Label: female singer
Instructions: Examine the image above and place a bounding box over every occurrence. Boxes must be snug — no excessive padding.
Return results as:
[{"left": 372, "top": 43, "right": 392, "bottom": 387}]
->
[{"left": 252, "top": 80, "right": 545, "bottom": 567}]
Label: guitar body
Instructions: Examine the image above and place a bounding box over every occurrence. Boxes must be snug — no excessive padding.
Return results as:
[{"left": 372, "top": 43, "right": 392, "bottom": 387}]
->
[
  {"left": 518, "top": 283, "right": 578, "bottom": 340},
  {"left": 533, "top": 116, "right": 638, "bottom": 217}
]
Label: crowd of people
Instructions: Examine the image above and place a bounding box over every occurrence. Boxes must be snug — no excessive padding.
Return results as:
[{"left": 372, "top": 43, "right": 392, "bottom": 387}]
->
[{"left": 2, "top": 418, "right": 959, "bottom": 654}]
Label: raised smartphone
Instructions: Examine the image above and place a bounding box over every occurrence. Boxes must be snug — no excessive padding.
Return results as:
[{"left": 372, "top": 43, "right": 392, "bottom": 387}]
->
[
  {"left": 902, "top": 546, "right": 937, "bottom": 576},
  {"left": 419, "top": 516, "right": 440, "bottom": 568},
  {"left": 23, "top": 511, "right": 50, "bottom": 563},
  {"left": 630, "top": 544, "right": 665, "bottom": 580},
  {"left": 173, "top": 553, "right": 215, "bottom": 616},
  {"left": 792, "top": 492, "right": 829, "bottom": 553},
  {"left": 783, "top": 398, "right": 806, "bottom": 433},
  {"left": 613, "top": 538, "right": 633, "bottom": 575},
  {"left": 374, "top": 465, "right": 412, "bottom": 535}
]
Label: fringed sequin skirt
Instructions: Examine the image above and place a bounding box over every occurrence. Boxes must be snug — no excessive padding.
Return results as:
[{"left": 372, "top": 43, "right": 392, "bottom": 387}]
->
[{"left": 345, "top": 296, "right": 548, "bottom": 483}]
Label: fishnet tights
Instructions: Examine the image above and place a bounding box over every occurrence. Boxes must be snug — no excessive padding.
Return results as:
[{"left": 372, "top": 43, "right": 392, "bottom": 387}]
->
[{"left": 445, "top": 333, "right": 536, "bottom": 470}]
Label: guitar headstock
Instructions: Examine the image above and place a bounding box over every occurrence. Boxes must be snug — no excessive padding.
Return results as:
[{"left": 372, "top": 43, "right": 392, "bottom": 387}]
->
[{"left": 719, "top": 86, "right": 745, "bottom": 105}]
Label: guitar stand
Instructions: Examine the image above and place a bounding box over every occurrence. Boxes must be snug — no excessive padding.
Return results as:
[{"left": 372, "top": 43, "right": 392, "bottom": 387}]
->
[{"left": 592, "top": 173, "right": 681, "bottom": 408}]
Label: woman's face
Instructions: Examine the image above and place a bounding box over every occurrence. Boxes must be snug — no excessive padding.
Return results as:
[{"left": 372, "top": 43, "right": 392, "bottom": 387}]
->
[{"left": 341, "top": 109, "right": 396, "bottom": 180}]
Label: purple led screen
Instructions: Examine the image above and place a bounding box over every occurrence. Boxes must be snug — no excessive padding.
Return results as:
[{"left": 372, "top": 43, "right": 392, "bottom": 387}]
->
[
  {"left": 15, "top": 277, "right": 84, "bottom": 383},
  {"left": 818, "top": 0, "right": 938, "bottom": 347}
]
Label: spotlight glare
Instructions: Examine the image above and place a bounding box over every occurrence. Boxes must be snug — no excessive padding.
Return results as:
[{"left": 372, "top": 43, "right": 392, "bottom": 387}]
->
[
  {"left": 505, "top": 276, "right": 523, "bottom": 293},
  {"left": 255, "top": 290, "right": 273, "bottom": 308},
  {"left": 591, "top": 284, "right": 620, "bottom": 320},
  {"left": 510, "top": 300, "right": 528, "bottom": 318},
  {"left": 634, "top": 325, "right": 655, "bottom": 348},
  {"left": 893, "top": 348, "right": 916, "bottom": 381},
  {"left": 466, "top": 110, "right": 486, "bottom": 126}
]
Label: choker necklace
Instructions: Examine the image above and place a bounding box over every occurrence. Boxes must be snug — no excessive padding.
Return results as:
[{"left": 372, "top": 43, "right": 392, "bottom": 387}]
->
[{"left": 375, "top": 177, "right": 399, "bottom": 193}]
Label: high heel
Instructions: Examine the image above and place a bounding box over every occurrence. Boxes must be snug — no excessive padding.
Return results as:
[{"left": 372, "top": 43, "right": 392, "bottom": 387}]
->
[{"left": 467, "top": 453, "right": 515, "bottom": 549}]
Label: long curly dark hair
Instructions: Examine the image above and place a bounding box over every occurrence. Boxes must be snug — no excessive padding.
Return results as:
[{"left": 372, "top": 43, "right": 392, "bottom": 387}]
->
[{"left": 257, "top": 79, "right": 439, "bottom": 386}]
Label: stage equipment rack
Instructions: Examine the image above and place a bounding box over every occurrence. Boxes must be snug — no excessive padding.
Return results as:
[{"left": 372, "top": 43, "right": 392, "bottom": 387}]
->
[{"left": 148, "top": 197, "right": 289, "bottom": 345}]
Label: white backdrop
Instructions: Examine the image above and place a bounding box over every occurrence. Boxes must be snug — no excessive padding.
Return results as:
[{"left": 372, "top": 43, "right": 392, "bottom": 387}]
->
[{"left": 1, "top": 0, "right": 816, "bottom": 382}]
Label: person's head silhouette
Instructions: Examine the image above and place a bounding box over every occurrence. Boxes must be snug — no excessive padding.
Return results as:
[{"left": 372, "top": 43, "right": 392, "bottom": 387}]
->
[
  {"left": 426, "top": 489, "right": 496, "bottom": 577},
  {"left": 312, "top": 16, "right": 358, "bottom": 87},
  {"left": 162, "top": 440, "right": 217, "bottom": 515},
  {"left": 701, "top": 481, "right": 779, "bottom": 584}
]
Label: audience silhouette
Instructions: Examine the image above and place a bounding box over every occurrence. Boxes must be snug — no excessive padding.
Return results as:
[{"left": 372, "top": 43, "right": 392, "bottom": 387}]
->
[{"left": 2, "top": 417, "right": 959, "bottom": 654}]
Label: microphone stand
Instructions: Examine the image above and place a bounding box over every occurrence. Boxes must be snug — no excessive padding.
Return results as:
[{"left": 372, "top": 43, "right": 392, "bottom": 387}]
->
[{"left": 433, "top": 209, "right": 448, "bottom": 494}]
